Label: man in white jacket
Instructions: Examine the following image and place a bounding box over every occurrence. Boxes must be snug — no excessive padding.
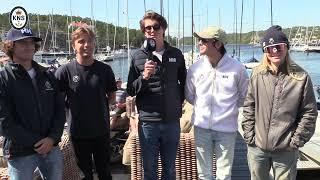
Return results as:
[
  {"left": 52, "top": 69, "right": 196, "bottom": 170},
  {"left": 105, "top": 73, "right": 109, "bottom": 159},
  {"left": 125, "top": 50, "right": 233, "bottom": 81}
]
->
[{"left": 185, "top": 26, "right": 249, "bottom": 180}]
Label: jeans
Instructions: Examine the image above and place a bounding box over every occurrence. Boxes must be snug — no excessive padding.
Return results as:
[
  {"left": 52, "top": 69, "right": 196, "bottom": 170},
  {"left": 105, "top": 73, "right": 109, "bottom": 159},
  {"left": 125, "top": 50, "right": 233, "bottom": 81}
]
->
[
  {"left": 194, "top": 126, "right": 237, "bottom": 180},
  {"left": 71, "top": 135, "right": 111, "bottom": 180},
  {"left": 8, "top": 146, "right": 63, "bottom": 180},
  {"left": 247, "top": 145, "right": 299, "bottom": 180},
  {"left": 138, "top": 121, "right": 180, "bottom": 180}
]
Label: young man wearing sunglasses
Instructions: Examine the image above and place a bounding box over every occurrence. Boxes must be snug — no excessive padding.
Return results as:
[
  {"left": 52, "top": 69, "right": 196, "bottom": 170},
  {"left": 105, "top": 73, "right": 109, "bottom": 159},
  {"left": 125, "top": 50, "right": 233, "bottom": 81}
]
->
[
  {"left": 127, "top": 10, "right": 186, "bottom": 180},
  {"left": 185, "top": 26, "right": 249, "bottom": 180},
  {"left": 242, "top": 25, "right": 318, "bottom": 180}
]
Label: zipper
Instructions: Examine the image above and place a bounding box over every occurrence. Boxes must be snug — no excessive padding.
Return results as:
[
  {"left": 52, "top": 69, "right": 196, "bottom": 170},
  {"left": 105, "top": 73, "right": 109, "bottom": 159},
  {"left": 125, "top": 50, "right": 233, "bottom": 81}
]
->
[
  {"left": 266, "top": 75, "right": 280, "bottom": 150},
  {"left": 210, "top": 69, "right": 215, "bottom": 129},
  {"left": 22, "top": 66, "right": 43, "bottom": 135}
]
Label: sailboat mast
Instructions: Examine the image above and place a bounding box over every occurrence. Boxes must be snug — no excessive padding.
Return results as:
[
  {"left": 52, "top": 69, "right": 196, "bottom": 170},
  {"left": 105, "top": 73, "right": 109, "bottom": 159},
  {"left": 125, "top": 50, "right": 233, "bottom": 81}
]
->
[
  {"left": 234, "top": 0, "right": 238, "bottom": 57},
  {"left": 238, "top": 0, "right": 244, "bottom": 58},
  {"left": 270, "top": 0, "right": 273, "bottom": 26},
  {"left": 191, "top": 0, "right": 194, "bottom": 60},
  {"left": 126, "top": 0, "right": 130, "bottom": 71},
  {"left": 160, "top": 0, "right": 163, "bottom": 16},
  {"left": 182, "top": 0, "right": 185, "bottom": 53},
  {"left": 178, "top": 0, "right": 180, "bottom": 49},
  {"left": 113, "top": 0, "right": 119, "bottom": 51},
  {"left": 167, "top": 0, "right": 170, "bottom": 43},
  {"left": 252, "top": 0, "right": 255, "bottom": 58},
  {"left": 69, "top": 0, "right": 72, "bottom": 54},
  {"left": 106, "top": 0, "right": 109, "bottom": 49},
  {"left": 37, "top": 14, "right": 42, "bottom": 48}
]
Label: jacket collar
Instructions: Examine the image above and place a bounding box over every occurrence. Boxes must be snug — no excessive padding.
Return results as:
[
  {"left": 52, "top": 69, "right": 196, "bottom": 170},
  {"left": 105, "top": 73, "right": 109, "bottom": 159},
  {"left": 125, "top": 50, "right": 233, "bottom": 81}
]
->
[
  {"left": 141, "top": 41, "right": 170, "bottom": 53},
  {"left": 202, "top": 53, "right": 229, "bottom": 70},
  {"left": 7, "top": 60, "right": 46, "bottom": 73}
]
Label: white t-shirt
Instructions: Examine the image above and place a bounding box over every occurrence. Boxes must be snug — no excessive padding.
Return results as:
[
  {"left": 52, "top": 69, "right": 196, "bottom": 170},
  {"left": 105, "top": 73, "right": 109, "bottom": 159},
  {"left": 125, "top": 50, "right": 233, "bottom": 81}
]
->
[{"left": 152, "top": 49, "right": 165, "bottom": 62}]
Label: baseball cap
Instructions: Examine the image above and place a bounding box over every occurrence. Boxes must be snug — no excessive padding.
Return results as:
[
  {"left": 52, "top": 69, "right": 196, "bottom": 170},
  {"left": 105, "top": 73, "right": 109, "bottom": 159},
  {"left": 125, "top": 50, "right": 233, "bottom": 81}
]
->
[
  {"left": 5, "top": 28, "right": 42, "bottom": 42},
  {"left": 193, "top": 26, "right": 227, "bottom": 44}
]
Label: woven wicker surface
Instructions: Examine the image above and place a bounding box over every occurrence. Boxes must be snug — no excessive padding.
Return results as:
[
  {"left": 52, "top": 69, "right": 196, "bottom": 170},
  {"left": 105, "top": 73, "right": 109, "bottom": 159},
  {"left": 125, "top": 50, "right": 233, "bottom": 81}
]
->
[{"left": 130, "top": 133, "right": 216, "bottom": 180}]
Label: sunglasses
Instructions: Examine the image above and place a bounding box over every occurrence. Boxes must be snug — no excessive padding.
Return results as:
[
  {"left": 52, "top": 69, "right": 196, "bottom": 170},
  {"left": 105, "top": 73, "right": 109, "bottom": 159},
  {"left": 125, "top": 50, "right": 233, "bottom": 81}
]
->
[
  {"left": 198, "top": 38, "right": 209, "bottom": 43},
  {"left": 263, "top": 43, "right": 287, "bottom": 54},
  {"left": 144, "top": 24, "right": 161, "bottom": 31}
]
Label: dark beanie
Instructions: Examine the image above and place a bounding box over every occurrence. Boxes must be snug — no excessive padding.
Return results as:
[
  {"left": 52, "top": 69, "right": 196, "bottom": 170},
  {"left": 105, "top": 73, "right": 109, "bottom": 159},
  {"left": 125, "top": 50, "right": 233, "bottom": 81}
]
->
[{"left": 261, "top": 25, "right": 289, "bottom": 50}]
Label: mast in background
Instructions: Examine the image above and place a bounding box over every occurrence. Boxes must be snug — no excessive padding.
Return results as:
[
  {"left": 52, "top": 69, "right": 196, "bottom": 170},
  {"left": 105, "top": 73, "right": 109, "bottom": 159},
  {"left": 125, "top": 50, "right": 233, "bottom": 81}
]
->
[
  {"left": 182, "top": 0, "right": 184, "bottom": 53},
  {"left": 105, "top": 0, "right": 110, "bottom": 50},
  {"left": 270, "top": 0, "right": 273, "bottom": 26},
  {"left": 177, "top": 0, "right": 180, "bottom": 49},
  {"left": 238, "top": 0, "right": 244, "bottom": 58},
  {"left": 126, "top": 0, "right": 130, "bottom": 71},
  {"left": 167, "top": 0, "right": 170, "bottom": 43},
  {"left": 252, "top": 0, "right": 256, "bottom": 59},
  {"left": 191, "top": 0, "right": 194, "bottom": 60}
]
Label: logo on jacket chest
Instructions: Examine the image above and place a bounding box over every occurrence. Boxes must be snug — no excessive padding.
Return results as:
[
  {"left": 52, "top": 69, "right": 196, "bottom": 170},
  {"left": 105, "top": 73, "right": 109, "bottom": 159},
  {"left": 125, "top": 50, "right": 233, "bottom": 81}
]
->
[{"left": 169, "top": 58, "right": 176, "bottom": 62}]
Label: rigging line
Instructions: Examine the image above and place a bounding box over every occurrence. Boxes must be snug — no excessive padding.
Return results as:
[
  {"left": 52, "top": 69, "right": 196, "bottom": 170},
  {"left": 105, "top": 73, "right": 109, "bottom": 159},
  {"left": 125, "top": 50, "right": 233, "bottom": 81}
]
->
[
  {"left": 252, "top": 0, "right": 255, "bottom": 58},
  {"left": 234, "top": 0, "right": 238, "bottom": 58},
  {"left": 270, "top": 0, "right": 273, "bottom": 26},
  {"left": 191, "top": 0, "right": 194, "bottom": 62},
  {"left": 238, "top": 0, "right": 244, "bottom": 58}
]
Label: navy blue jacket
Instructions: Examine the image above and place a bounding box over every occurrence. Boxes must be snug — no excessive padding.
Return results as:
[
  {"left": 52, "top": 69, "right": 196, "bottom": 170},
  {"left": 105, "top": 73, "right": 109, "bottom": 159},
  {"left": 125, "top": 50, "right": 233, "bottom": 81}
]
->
[
  {"left": 0, "top": 61, "right": 65, "bottom": 157},
  {"left": 127, "top": 42, "right": 186, "bottom": 122}
]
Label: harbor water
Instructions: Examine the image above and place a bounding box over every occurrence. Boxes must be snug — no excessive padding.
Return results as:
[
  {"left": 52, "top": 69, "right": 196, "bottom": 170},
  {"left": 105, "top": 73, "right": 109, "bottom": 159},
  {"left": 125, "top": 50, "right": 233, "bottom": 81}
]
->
[{"left": 105, "top": 45, "right": 320, "bottom": 86}]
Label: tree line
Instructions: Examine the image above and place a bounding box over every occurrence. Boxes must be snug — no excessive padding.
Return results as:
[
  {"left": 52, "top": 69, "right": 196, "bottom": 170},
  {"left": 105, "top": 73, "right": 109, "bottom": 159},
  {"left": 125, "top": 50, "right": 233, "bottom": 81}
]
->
[{"left": 1, "top": 13, "right": 319, "bottom": 50}]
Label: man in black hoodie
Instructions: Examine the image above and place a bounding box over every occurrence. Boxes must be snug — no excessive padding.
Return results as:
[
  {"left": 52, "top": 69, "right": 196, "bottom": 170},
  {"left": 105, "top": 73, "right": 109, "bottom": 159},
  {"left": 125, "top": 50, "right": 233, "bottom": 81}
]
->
[
  {"left": 127, "top": 10, "right": 186, "bottom": 180},
  {"left": 0, "top": 28, "right": 65, "bottom": 180}
]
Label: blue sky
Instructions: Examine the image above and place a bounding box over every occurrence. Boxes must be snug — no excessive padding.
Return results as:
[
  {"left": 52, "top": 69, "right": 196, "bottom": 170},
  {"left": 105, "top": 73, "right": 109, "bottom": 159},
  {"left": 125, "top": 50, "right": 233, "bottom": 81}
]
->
[{"left": 1, "top": 0, "right": 319, "bottom": 37}]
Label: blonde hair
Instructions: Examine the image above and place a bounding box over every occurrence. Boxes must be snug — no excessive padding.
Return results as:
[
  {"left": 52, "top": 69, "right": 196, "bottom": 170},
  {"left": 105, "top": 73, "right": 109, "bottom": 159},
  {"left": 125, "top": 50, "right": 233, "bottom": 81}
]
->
[
  {"left": 71, "top": 27, "right": 96, "bottom": 46},
  {"left": 255, "top": 52, "right": 304, "bottom": 81}
]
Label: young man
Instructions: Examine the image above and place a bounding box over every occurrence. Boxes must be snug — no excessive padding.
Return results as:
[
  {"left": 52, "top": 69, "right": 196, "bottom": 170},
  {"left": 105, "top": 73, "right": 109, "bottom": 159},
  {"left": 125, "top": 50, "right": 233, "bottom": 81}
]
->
[
  {"left": 0, "top": 28, "right": 65, "bottom": 180},
  {"left": 185, "top": 26, "right": 249, "bottom": 180},
  {"left": 127, "top": 10, "right": 186, "bottom": 180},
  {"left": 55, "top": 27, "right": 117, "bottom": 180},
  {"left": 242, "top": 25, "right": 318, "bottom": 180}
]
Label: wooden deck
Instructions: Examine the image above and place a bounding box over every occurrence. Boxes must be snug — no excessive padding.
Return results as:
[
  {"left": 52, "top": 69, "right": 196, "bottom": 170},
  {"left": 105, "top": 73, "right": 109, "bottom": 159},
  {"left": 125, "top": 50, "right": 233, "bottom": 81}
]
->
[
  {"left": 113, "top": 110, "right": 320, "bottom": 180},
  {"left": 231, "top": 132, "right": 250, "bottom": 180},
  {"left": 297, "top": 111, "right": 320, "bottom": 170}
]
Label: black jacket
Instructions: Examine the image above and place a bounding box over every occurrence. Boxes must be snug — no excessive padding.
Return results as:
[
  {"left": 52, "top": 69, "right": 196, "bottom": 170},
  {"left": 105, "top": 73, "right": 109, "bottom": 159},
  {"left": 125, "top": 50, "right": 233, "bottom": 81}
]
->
[
  {"left": 0, "top": 61, "right": 65, "bottom": 157},
  {"left": 127, "top": 42, "right": 186, "bottom": 122}
]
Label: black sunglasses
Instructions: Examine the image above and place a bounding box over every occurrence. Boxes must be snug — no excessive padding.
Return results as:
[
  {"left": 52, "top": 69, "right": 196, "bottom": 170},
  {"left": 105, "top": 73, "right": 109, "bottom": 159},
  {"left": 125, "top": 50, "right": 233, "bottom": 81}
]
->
[
  {"left": 199, "top": 38, "right": 209, "bottom": 43},
  {"left": 144, "top": 24, "right": 161, "bottom": 31},
  {"left": 198, "top": 38, "right": 216, "bottom": 43}
]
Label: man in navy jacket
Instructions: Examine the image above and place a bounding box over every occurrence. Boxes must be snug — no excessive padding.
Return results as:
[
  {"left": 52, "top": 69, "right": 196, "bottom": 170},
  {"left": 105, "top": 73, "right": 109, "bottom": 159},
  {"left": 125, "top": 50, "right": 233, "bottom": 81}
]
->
[
  {"left": 127, "top": 10, "right": 186, "bottom": 180},
  {"left": 0, "top": 28, "right": 65, "bottom": 180}
]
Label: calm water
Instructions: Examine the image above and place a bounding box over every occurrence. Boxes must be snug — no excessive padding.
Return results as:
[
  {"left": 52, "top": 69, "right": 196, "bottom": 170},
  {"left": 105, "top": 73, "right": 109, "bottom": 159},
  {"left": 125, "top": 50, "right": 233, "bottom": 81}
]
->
[{"left": 105, "top": 45, "right": 320, "bottom": 86}]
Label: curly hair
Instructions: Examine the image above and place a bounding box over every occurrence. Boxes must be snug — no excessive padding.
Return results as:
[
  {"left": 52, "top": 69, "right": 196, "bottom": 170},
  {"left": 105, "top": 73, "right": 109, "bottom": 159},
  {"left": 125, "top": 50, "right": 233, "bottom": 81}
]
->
[
  {"left": 139, "top": 10, "right": 167, "bottom": 33},
  {"left": 1, "top": 40, "right": 40, "bottom": 60}
]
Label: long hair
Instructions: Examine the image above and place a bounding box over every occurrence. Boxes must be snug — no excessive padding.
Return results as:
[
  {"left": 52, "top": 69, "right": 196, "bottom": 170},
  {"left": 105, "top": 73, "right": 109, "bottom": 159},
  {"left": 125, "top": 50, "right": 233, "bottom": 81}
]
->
[
  {"left": 256, "top": 52, "right": 304, "bottom": 81},
  {"left": 1, "top": 40, "right": 40, "bottom": 60}
]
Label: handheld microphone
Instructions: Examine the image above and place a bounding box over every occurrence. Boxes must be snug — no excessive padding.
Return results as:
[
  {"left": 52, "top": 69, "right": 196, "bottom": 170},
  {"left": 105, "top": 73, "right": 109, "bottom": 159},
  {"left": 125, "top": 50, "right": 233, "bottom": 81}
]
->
[{"left": 143, "top": 38, "right": 156, "bottom": 61}]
